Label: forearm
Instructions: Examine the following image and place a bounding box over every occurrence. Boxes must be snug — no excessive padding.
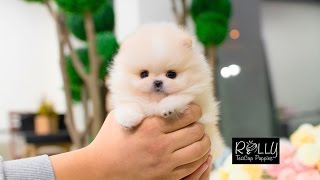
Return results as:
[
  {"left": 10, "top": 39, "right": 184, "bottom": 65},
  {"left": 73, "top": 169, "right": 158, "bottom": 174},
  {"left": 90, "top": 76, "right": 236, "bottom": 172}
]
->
[{"left": 49, "top": 147, "right": 103, "bottom": 180}]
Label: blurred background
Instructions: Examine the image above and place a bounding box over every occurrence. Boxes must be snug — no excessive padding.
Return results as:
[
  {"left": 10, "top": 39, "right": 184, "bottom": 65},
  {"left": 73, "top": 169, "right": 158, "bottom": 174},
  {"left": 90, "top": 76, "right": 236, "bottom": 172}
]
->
[{"left": 0, "top": 0, "right": 319, "bottom": 164}]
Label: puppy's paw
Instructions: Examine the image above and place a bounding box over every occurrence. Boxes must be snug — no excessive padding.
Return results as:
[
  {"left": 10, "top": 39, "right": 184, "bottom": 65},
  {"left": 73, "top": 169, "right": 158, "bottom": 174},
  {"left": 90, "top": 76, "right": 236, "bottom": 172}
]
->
[
  {"left": 114, "top": 106, "right": 144, "bottom": 128},
  {"left": 160, "top": 107, "right": 176, "bottom": 119},
  {"left": 158, "top": 95, "right": 193, "bottom": 119}
]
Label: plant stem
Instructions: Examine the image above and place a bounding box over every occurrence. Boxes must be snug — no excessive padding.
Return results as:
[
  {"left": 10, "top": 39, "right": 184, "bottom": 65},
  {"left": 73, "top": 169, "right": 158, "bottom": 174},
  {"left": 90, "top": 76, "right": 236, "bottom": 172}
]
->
[
  {"left": 205, "top": 45, "right": 217, "bottom": 95},
  {"left": 80, "top": 85, "right": 91, "bottom": 144},
  {"left": 171, "top": 0, "right": 188, "bottom": 27},
  {"left": 45, "top": 1, "right": 82, "bottom": 148},
  {"left": 84, "top": 11, "right": 104, "bottom": 137}
]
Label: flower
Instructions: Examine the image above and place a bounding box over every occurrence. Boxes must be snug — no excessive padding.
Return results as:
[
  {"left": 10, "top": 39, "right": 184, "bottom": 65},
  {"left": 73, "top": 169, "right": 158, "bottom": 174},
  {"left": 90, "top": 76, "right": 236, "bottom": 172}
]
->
[
  {"left": 215, "top": 168, "right": 229, "bottom": 180},
  {"left": 264, "top": 124, "right": 320, "bottom": 179},
  {"left": 296, "top": 144, "right": 320, "bottom": 167},
  {"left": 214, "top": 123, "right": 320, "bottom": 179},
  {"left": 264, "top": 142, "right": 297, "bottom": 177},
  {"left": 291, "top": 157, "right": 313, "bottom": 173},
  {"left": 296, "top": 169, "right": 320, "bottom": 180},
  {"left": 317, "top": 160, "right": 320, "bottom": 171},
  {"left": 278, "top": 168, "right": 296, "bottom": 180},
  {"left": 290, "top": 123, "right": 317, "bottom": 147},
  {"left": 242, "top": 165, "right": 263, "bottom": 180},
  {"left": 228, "top": 167, "right": 251, "bottom": 180},
  {"left": 264, "top": 164, "right": 283, "bottom": 177},
  {"left": 280, "top": 141, "right": 296, "bottom": 161},
  {"left": 213, "top": 155, "right": 264, "bottom": 180}
]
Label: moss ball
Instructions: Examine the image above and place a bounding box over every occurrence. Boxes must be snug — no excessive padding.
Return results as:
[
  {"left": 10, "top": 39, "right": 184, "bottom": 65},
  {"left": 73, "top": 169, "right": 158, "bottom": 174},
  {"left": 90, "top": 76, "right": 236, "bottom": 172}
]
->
[
  {"left": 55, "top": 0, "right": 105, "bottom": 14},
  {"left": 96, "top": 32, "right": 118, "bottom": 62},
  {"left": 191, "top": 0, "right": 231, "bottom": 20},
  {"left": 66, "top": 0, "right": 114, "bottom": 40},
  {"left": 195, "top": 12, "right": 229, "bottom": 46}
]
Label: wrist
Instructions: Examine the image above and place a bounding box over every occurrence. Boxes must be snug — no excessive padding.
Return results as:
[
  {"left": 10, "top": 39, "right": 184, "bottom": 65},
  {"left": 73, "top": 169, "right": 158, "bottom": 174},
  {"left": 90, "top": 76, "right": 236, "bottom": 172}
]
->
[
  {"left": 50, "top": 146, "right": 102, "bottom": 180},
  {"left": 82, "top": 144, "right": 106, "bottom": 179},
  {"left": 79, "top": 145, "right": 102, "bottom": 179}
]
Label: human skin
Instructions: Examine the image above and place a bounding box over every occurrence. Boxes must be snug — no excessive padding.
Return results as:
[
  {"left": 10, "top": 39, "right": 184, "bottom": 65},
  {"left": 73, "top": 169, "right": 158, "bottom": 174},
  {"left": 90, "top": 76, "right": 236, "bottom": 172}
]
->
[{"left": 50, "top": 104, "right": 212, "bottom": 180}]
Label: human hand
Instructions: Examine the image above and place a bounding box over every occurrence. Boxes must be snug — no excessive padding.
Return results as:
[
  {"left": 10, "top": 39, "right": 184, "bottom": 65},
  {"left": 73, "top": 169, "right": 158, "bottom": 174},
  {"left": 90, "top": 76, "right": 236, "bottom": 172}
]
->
[
  {"left": 88, "top": 104, "right": 211, "bottom": 180},
  {"left": 184, "top": 155, "right": 213, "bottom": 180}
]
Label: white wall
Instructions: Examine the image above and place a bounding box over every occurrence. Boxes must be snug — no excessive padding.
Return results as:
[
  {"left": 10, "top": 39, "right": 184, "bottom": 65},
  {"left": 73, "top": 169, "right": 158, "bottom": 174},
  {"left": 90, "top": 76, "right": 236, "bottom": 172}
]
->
[
  {"left": 115, "top": 0, "right": 195, "bottom": 42},
  {"left": 0, "top": 0, "right": 66, "bottom": 130},
  {"left": 261, "top": 1, "right": 320, "bottom": 113},
  {"left": 114, "top": 0, "right": 140, "bottom": 42}
]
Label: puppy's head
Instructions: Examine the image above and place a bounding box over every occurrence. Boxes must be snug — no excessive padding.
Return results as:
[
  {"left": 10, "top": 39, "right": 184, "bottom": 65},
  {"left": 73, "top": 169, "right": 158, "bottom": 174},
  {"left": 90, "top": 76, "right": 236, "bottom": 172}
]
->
[{"left": 109, "top": 23, "right": 210, "bottom": 101}]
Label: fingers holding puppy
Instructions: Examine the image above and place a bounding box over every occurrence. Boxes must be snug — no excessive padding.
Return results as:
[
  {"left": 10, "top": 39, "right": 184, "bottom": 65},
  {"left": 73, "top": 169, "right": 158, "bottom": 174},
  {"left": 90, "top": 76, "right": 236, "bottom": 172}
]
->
[
  {"left": 173, "top": 152, "right": 211, "bottom": 179},
  {"left": 183, "top": 155, "right": 213, "bottom": 180},
  {"left": 172, "top": 134, "right": 211, "bottom": 166},
  {"left": 160, "top": 103, "right": 202, "bottom": 133},
  {"left": 168, "top": 122, "right": 205, "bottom": 152}
]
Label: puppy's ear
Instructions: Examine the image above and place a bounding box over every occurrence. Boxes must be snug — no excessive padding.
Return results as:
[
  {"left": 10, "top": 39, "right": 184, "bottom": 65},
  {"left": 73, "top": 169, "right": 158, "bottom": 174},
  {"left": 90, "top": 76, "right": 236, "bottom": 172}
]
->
[{"left": 181, "top": 36, "right": 193, "bottom": 49}]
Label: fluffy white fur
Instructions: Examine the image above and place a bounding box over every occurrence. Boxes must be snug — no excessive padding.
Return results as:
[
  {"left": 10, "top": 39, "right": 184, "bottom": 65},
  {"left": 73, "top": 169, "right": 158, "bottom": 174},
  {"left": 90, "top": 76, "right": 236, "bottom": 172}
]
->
[{"left": 108, "top": 23, "right": 224, "bottom": 159}]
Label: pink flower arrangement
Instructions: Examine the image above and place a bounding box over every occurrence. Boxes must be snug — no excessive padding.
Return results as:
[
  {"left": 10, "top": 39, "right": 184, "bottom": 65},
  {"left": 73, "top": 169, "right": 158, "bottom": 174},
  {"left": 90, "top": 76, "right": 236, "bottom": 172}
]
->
[
  {"left": 264, "top": 124, "right": 320, "bottom": 180},
  {"left": 212, "top": 124, "right": 320, "bottom": 179}
]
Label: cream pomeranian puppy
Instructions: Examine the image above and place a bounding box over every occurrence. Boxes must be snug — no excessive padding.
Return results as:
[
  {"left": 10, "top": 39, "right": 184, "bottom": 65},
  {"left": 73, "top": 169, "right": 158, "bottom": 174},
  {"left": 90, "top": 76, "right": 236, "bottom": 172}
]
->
[{"left": 108, "top": 23, "right": 224, "bottom": 159}]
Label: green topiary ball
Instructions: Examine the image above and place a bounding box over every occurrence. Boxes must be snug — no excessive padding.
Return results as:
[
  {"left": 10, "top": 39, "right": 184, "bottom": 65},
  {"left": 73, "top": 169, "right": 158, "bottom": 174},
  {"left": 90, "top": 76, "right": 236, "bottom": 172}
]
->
[
  {"left": 66, "top": 0, "right": 114, "bottom": 40},
  {"left": 55, "top": 0, "right": 105, "bottom": 14},
  {"left": 195, "top": 12, "right": 229, "bottom": 46},
  {"left": 191, "top": 0, "right": 231, "bottom": 20},
  {"left": 70, "top": 84, "right": 82, "bottom": 102},
  {"left": 96, "top": 32, "right": 118, "bottom": 71}
]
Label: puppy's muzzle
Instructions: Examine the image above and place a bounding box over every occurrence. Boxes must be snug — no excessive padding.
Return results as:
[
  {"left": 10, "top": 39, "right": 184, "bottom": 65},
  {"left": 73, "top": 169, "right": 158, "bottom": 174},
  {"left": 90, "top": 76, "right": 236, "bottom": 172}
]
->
[{"left": 153, "top": 80, "right": 163, "bottom": 91}]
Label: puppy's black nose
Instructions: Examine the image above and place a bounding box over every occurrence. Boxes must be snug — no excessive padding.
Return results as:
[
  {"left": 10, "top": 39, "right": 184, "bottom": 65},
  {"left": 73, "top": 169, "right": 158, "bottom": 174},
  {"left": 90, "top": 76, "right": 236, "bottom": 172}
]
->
[{"left": 153, "top": 80, "right": 163, "bottom": 88}]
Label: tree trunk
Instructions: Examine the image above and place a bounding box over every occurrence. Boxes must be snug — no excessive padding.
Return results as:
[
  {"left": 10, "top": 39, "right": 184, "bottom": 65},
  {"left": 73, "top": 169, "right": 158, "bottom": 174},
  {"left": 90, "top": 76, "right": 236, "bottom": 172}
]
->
[
  {"left": 84, "top": 11, "right": 104, "bottom": 137},
  {"left": 58, "top": 45, "right": 82, "bottom": 148},
  {"left": 44, "top": 0, "right": 82, "bottom": 148},
  {"left": 205, "top": 45, "right": 217, "bottom": 95},
  {"left": 45, "top": 2, "right": 98, "bottom": 148},
  {"left": 55, "top": 15, "right": 82, "bottom": 148},
  {"left": 171, "top": 0, "right": 188, "bottom": 27},
  {"left": 180, "top": 0, "right": 187, "bottom": 26},
  {"left": 81, "top": 85, "right": 90, "bottom": 144}
]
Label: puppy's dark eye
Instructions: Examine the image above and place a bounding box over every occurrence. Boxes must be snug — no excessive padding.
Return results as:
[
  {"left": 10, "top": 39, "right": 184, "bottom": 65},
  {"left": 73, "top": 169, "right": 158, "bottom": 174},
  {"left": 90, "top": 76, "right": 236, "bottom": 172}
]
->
[
  {"left": 166, "top": 70, "right": 177, "bottom": 79},
  {"left": 140, "top": 70, "right": 149, "bottom": 78}
]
